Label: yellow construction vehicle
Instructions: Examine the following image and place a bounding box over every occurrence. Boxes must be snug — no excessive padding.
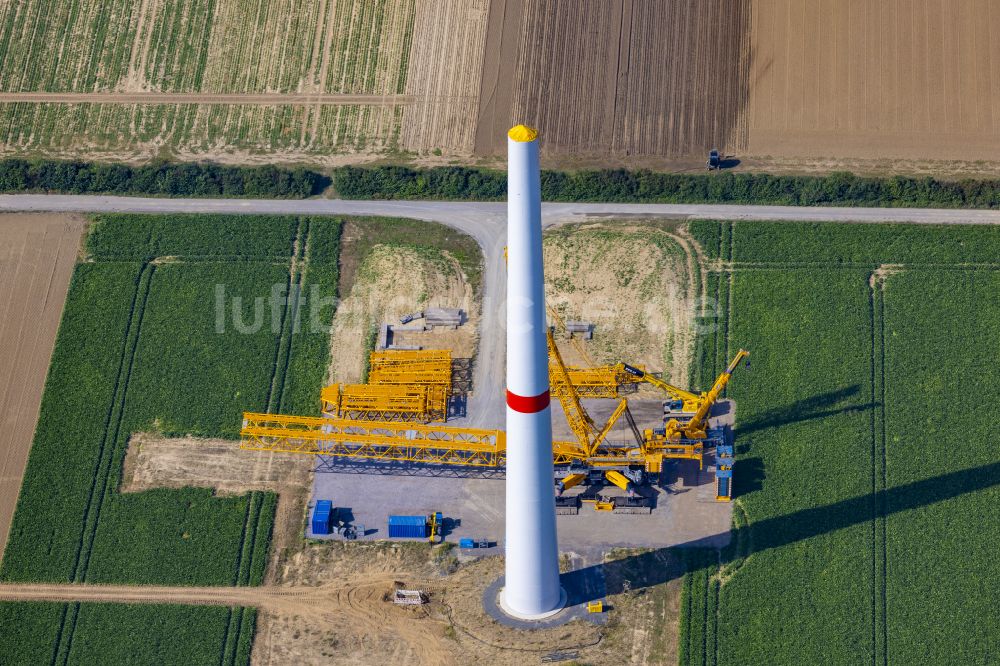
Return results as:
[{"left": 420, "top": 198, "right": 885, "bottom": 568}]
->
[
  {"left": 427, "top": 511, "right": 443, "bottom": 543},
  {"left": 643, "top": 349, "right": 749, "bottom": 445},
  {"left": 619, "top": 363, "right": 702, "bottom": 413}
]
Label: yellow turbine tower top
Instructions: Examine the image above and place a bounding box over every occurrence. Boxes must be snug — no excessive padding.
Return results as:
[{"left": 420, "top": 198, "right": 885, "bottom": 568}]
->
[{"left": 508, "top": 124, "right": 538, "bottom": 142}]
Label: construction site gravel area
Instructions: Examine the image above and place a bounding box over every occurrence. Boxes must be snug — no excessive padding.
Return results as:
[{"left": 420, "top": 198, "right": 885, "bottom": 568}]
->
[{"left": 0, "top": 214, "right": 85, "bottom": 563}]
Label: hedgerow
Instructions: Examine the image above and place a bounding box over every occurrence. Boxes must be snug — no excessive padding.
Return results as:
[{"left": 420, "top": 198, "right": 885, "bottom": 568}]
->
[
  {"left": 0, "top": 159, "right": 327, "bottom": 198},
  {"left": 334, "top": 165, "right": 1000, "bottom": 208}
]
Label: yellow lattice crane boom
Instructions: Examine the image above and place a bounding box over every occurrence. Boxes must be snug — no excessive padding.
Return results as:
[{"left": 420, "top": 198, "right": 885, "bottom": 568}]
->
[
  {"left": 242, "top": 412, "right": 506, "bottom": 467},
  {"left": 241, "top": 412, "right": 596, "bottom": 467},
  {"left": 367, "top": 349, "right": 453, "bottom": 393},
  {"left": 547, "top": 306, "right": 597, "bottom": 368},
  {"left": 546, "top": 327, "right": 597, "bottom": 454},
  {"left": 619, "top": 363, "right": 702, "bottom": 412},
  {"left": 559, "top": 364, "right": 644, "bottom": 398},
  {"left": 320, "top": 383, "right": 448, "bottom": 422}
]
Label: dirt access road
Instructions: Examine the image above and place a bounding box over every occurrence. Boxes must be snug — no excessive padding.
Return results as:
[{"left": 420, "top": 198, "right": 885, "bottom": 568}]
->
[
  {"left": 0, "top": 93, "right": 420, "bottom": 106},
  {"left": 0, "top": 214, "right": 84, "bottom": 563},
  {"left": 0, "top": 579, "right": 400, "bottom": 616},
  {"left": 0, "top": 578, "right": 453, "bottom": 666}
]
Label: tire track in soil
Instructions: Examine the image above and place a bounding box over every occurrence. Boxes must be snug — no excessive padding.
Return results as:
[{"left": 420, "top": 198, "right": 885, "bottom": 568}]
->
[
  {"left": 868, "top": 269, "right": 889, "bottom": 666},
  {"left": 70, "top": 263, "right": 154, "bottom": 583},
  {"left": 0, "top": 92, "right": 421, "bottom": 105},
  {"left": 54, "top": 262, "right": 154, "bottom": 662}
]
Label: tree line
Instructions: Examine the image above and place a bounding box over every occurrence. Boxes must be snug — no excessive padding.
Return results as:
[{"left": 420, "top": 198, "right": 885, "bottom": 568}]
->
[
  {"left": 0, "top": 159, "right": 328, "bottom": 198},
  {"left": 333, "top": 165, "right": 1000, "bottom": 208},
  {"left": 5, "top": 158, "right": 1000, "bottom": 208}
]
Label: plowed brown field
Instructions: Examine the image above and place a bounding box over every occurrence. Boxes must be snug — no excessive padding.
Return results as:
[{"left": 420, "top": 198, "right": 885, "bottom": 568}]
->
[
  {"left": 0, "top": 214, "right": 84, "bottom": 563},
  {"left": 748, "top": 0, "right": 1000, "bottom": 162},
  {"left": 475, "top": 0, "right": 752, "bottom": 158}
]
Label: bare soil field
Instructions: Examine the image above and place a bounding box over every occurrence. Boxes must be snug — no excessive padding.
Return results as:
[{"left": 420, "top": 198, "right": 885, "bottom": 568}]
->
[
  {"left": 543, "top": 222, "right": 700, "bottom": 387},
  {"left": 748, "top": 0, "right": 1000, "bottom": 162},
  {"left": 0, "top": 214, "right": 84, "bottom": 564},
  {"left": 120, "top": 433, "right": 312, "bottom": 583},
  {"left": 400, "top": 0, "right": 490, "bottom": 155},
  {"left": 475, "top": 0, "right": 752, "bottom": 159}
]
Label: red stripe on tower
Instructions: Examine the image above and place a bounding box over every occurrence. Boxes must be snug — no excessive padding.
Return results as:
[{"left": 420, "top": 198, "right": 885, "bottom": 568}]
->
[{"left": 506, "top": 389, "right": 550, "bottom": 414}]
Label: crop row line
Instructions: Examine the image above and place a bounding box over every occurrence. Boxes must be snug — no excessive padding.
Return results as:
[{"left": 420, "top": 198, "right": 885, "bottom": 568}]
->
[
  {"left": 218, "top": 606, "right": 255, "bottom": 666},
  {"left": 264, "top": 218, "right": 310, "bottom": 414},
  {"left": 876, "top": 283, "right": 888, "bottom": 666},
  {"left": 70, "top": 263, "right": 153, "bottom": 583},
  {"left": 49, "top": 601, "right": 79, "bottom": 666},
  {"left": 868, "top": 274, "right": 888, "bottom": 666},
  {"left": 223, "top": 217, "right": 312, "bottom": 605},
  {"left": 51, "top": 263, "right": 153, "bottom": 663}
]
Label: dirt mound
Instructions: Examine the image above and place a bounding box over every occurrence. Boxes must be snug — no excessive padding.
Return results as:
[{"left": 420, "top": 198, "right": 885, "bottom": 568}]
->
[
  {"left": 328, "top": 244, "right": 478, "bottom": 385},
  {"left": 544, "top": 223, "right": 696, "bottom": 386}
]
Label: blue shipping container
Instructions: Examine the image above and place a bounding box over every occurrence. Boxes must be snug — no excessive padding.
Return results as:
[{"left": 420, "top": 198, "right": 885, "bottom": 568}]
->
[
  {"left": 312, "top": 500, "right": 334, "bottom": 535},
  {"left": 388, "top": 514, "right": 428, "bottom": 539},
  {"left": 459, "top": 538, "right": 475, "bottom": 549}
]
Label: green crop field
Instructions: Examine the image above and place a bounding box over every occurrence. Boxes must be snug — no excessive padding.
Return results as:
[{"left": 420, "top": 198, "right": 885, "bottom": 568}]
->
[
  {"left": 0, "top": 0, "right": 415, "bottom": 159},
  {"left": 0, "top": 214, "right": 340, "bottom": 664},
  {"left": 681, "top": 221, "right": 1000, "bottom": 665},
  {"left": 0, "top": 602, "right": 254, "bottom": 666}
]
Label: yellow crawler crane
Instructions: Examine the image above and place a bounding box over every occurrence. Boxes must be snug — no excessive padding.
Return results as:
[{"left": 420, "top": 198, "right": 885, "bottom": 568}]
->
[
  {"left": 644, "top": 349, "right": 749, "bottom": 445},
  {"left": 320, "top": 383, "right": 448, "bottom": 422}
]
